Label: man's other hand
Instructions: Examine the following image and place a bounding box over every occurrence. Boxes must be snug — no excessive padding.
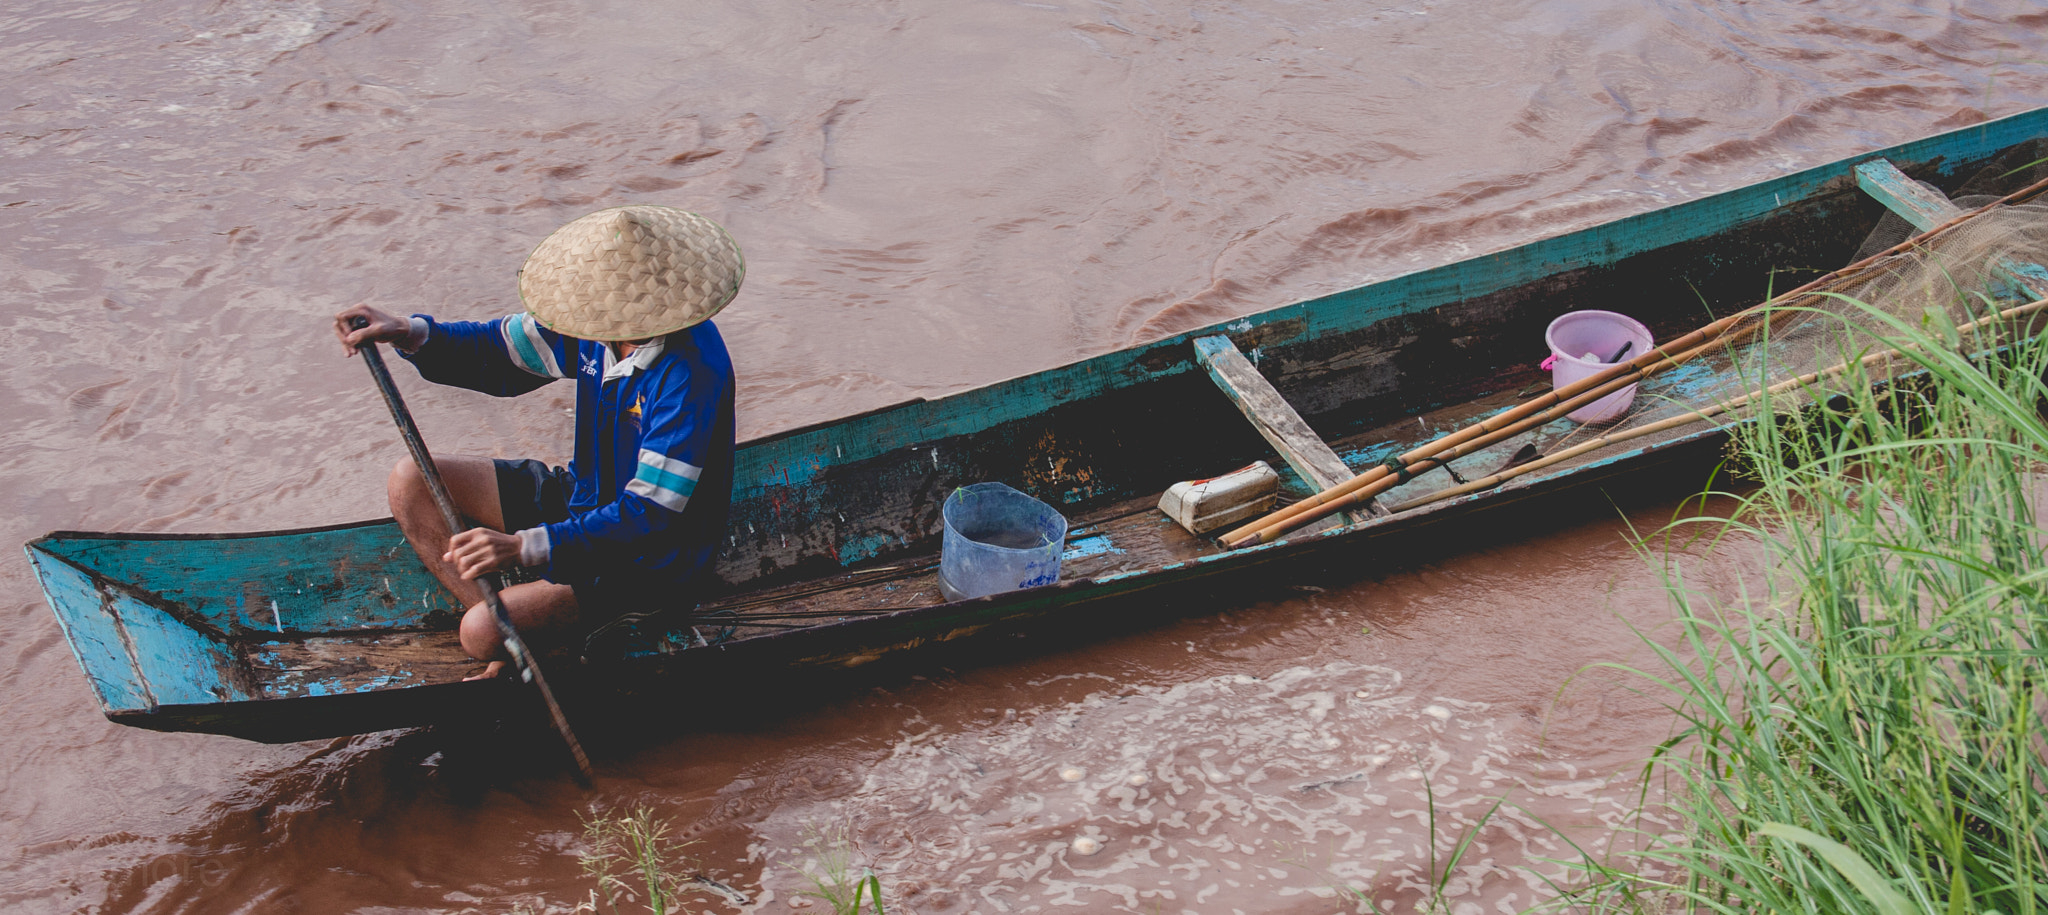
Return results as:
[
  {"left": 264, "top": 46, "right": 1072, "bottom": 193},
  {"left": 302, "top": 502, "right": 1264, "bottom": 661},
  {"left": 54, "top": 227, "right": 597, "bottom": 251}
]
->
[{"left": 444, "top": 528, "right": 523, "bottom": 580}]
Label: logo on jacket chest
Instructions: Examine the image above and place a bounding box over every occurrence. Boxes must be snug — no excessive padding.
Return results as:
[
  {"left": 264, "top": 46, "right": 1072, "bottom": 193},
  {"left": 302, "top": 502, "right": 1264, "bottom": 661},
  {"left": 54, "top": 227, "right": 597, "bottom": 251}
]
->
[{"left": 580, "top": 354, "right": 602, "bottom": 377}]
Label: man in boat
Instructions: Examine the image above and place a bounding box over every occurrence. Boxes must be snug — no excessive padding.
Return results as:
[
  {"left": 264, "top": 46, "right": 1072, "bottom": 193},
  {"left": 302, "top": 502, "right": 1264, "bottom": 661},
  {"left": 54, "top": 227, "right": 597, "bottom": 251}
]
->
[{"left": 332, "top": 205, "right": 741, "bottom": 679}]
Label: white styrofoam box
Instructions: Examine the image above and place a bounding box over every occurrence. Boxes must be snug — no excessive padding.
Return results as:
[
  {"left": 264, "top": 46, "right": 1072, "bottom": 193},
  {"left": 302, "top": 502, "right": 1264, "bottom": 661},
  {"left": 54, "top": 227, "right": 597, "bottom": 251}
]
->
[{"left": 1158, "top": 461, "right": 1280, "bottom": 535}]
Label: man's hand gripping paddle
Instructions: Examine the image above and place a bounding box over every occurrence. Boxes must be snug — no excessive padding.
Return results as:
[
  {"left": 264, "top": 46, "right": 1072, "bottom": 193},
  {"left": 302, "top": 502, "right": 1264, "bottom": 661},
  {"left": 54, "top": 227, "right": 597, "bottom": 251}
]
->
[{"left": 349, "top": 317, "right": 595, "bottom": 787}]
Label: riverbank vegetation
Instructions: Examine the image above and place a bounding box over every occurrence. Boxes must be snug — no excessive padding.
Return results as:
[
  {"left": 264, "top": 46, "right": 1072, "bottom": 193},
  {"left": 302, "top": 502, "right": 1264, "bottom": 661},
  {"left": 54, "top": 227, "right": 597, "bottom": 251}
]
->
[
  {"left": 535, "top": 808, "right": 885, "bottom": 915},
  {"left": 1564, "top": 296, "right": 2048, "bottom": 913}
]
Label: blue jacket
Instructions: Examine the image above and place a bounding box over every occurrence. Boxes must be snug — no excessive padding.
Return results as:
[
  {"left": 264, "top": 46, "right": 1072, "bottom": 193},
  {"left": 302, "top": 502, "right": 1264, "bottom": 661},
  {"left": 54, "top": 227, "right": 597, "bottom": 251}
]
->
[{"left": 401, "top": 313, "right": 735, "bottom": 593}]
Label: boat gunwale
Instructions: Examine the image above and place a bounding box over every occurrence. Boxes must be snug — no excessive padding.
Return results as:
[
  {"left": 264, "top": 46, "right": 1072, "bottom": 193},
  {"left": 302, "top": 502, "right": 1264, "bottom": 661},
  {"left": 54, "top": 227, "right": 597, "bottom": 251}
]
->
[{"left": 31, "top": 516, "right": 400, "bottom": 546}]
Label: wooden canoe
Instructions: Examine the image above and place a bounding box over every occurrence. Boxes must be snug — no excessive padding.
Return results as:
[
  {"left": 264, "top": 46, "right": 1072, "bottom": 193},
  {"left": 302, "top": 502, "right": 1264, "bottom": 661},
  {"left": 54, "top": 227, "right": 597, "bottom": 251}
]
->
[{"left": 28, "top": 108, "right": 2048, "bottom": 743}]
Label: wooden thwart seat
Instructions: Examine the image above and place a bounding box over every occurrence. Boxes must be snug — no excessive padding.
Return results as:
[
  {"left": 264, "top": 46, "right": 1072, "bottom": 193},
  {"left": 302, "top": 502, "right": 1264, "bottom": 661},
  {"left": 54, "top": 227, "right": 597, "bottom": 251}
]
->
[
  {"left": 1856, "top": 159, "right": 2048, "bottom": 298},
  {"left": 1193, "top": 334, "right": 1385, "bottom": 524}
]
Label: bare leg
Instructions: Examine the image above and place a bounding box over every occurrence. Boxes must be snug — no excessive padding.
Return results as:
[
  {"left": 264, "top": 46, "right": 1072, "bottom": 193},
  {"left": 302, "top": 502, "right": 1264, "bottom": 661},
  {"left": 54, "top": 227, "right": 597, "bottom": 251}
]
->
[
  {"left": 459, "top": 580, "right": 583, "bottom": 678},
  {"left": 388, "top": 454, "right": 507, "bottom": 608}
]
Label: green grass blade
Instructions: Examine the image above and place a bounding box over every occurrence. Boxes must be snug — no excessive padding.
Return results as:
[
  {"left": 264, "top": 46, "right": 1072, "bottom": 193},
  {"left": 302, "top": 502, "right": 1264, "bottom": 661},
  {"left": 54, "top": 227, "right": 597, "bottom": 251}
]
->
[{"left": 1760, "top": 823, "right": 1917, "bottom": 915}]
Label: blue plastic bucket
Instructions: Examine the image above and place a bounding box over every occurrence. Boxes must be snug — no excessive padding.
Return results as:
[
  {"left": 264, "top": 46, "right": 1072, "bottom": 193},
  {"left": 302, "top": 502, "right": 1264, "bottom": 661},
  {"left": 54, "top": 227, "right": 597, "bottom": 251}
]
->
[{"left": 937, "top": 483, "right": 1068, "bottom": 601}]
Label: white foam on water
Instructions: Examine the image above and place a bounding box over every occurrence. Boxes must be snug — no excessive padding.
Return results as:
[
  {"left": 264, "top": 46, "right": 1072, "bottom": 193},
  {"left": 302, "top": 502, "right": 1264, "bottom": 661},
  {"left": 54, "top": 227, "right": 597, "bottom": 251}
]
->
[{"left": 746, "top": 660, "right": 1676, "bottom": 912}]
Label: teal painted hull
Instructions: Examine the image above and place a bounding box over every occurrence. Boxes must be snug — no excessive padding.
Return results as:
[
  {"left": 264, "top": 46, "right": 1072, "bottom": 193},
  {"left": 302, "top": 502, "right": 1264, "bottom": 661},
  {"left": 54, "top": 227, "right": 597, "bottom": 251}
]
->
[{"left": 29, "top": 108, "right": 2048, "bottom": 742}]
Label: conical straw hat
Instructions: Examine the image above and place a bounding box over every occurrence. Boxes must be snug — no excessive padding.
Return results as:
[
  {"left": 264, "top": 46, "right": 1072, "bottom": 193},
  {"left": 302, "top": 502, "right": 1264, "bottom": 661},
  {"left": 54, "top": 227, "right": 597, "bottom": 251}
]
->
[{"left": 518, "top": 206, "right": 745, "bottom": 341}]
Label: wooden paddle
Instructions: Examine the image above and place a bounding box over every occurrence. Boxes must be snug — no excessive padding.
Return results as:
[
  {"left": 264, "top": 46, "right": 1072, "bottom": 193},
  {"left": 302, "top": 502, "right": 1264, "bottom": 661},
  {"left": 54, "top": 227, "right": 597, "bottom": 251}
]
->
[{"left": 349, "top": 317, "right": 595, "bottom": 787}]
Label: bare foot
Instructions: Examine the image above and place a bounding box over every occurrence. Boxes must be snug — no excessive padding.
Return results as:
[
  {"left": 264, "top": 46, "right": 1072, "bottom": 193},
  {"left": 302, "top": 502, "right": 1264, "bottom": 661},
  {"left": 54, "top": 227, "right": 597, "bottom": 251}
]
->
[{"left": 464, "top": 660, "right": 508, "bottom": 681}]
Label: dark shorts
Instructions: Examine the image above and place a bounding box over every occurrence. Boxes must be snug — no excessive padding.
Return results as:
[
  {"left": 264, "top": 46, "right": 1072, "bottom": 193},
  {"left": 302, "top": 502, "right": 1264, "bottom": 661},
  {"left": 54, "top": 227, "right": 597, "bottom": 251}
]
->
[
  {"left": 493, "top": 458, "right": 675, "bottom": 624},
  {"left": 494, "top": 458, "right": 575, "bottom": 536}
]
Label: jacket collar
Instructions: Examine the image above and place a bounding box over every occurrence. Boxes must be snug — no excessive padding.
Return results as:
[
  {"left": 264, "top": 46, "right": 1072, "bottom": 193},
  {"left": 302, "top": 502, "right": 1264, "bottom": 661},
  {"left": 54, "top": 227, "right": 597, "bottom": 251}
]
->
[{"left": 601, "top": 337, "right": 665, "bottom": 382}]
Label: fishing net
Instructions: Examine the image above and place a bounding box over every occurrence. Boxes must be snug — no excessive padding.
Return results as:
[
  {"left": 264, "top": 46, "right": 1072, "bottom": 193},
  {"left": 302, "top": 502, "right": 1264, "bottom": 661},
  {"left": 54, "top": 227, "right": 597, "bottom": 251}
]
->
[{"left": 1600, "top": 181, "right": 2048, "bottom": 438}]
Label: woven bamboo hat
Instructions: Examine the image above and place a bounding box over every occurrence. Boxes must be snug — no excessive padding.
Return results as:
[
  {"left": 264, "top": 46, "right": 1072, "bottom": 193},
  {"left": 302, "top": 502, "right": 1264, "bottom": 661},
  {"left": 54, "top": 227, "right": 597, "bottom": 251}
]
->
[{"left": 517, "top": 206, "right": 745, "bottom": 341}]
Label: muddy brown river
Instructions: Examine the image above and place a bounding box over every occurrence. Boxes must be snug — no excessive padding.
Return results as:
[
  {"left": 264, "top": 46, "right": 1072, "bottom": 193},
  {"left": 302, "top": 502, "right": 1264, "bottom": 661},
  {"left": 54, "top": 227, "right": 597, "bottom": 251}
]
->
[{"left": 3, "top": 1, "right": 2046, "bottom": 912}]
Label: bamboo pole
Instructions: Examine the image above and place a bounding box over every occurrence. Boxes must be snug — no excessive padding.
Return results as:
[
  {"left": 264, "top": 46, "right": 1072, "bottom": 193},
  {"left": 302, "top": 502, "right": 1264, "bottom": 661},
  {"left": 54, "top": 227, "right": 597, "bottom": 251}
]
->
[
  {"left": 1222, "top": 305, "right": 1796, "bottom": 546},
  {"left": 1221, "top": 313, "right": 1772, "bottom": 547},
  {"left": 1219, "top": 172, "right": 2048, "bottom": 550},
  {"left": 1387, "top": 295, "right": 2048, "bottom": 513}
]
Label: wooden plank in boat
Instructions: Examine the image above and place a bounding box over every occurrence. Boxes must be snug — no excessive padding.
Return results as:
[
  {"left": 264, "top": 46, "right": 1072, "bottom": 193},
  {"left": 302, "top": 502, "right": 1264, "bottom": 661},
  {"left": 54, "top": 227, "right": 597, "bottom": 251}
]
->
[
  {"left": 244, "top": 630, "right": 470, "bottom": 699},
  {"left": 1192, "top": 334, "right": 1382, "bottom": 524}
]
